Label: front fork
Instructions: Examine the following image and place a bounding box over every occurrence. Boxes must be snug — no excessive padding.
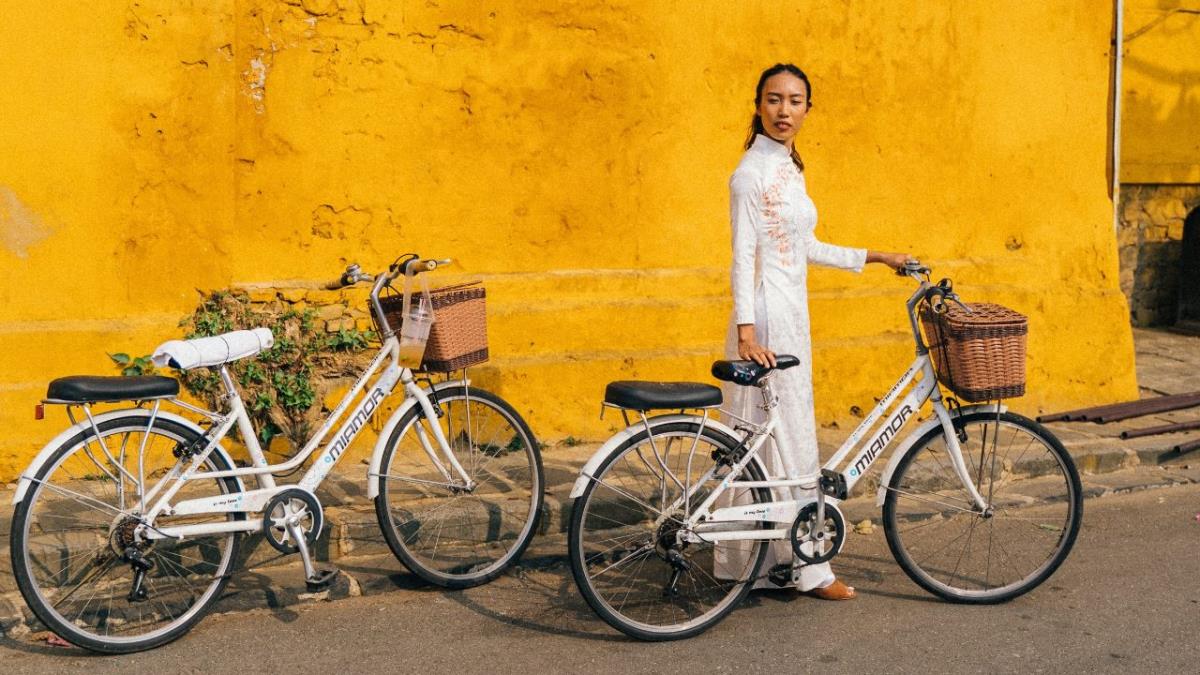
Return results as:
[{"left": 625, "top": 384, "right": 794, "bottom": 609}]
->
[
  {"left": 930, "top": 399, "right": 990, "bottom": 511},
  {"left": 403, "top": 374, "right": 476, "bottom": 490}
]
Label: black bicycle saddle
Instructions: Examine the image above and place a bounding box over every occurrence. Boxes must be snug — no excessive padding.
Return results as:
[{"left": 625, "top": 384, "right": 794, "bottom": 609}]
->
[{"left": 710, "top": 354, "right": 801, "bottom": 387}]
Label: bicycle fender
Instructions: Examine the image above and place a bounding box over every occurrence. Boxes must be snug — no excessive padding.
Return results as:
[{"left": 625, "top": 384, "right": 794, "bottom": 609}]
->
[
  {"left": 873, "top": 403, "right": 1005, "bottom": 507},
  {"left": 365, "top": 379, "right": 473, "bottom": 500},
  {"left": 568, "top": 414, "right": 744, "bottom": 499},
  {"left": 12, "top": 408, "right": 244, "bottom": 505}
]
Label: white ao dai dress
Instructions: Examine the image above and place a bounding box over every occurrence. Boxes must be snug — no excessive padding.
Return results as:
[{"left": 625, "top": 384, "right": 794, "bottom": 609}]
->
[{"left": 718, "top": 134, "right": 866, "bottom": 590}]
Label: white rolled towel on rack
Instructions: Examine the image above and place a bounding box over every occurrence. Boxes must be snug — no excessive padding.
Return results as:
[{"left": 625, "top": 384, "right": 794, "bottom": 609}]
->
[{"left": 152, "top": 327, "right": 274, "bottom": 370}]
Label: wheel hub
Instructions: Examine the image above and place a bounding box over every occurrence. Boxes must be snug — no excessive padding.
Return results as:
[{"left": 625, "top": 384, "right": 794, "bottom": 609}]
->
[
  {"left": 109, "top": 515, "right": 145, "bottom": 557},
  {"left": 655, "top": 514, "right": 686, "bottom": 558}
]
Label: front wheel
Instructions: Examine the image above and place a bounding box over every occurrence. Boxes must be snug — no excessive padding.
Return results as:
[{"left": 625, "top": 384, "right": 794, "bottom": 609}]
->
[
  {"left": 374, "top": 385, "right": 544, "bottom": 588},
  {"left": 882, "top": 411, "right": 1082, "bottom": 603}
]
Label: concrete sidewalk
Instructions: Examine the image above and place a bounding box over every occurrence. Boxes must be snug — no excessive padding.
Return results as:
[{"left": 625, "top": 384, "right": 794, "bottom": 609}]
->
[{"left": 2, "top": 327, "right": 1199, "bottom": 640}]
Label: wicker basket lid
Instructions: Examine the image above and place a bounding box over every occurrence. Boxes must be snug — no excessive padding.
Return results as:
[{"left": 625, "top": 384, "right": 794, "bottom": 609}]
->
[{"left": 942, "top": 302, "right": 1027, "bottom": 329}]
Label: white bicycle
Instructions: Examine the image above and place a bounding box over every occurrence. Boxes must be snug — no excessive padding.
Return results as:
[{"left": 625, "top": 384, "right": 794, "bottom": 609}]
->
[
  {"left": 568, "top": 261, "right": 1082, "bottom": 640},
  {"left": 9, "top": 256, "right": 544, "bottom": 653}
]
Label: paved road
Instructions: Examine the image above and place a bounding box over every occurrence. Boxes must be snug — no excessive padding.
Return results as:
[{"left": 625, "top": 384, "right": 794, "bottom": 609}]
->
[{"left": 3, "top": 480, "right": 1197, "bottom": 674}]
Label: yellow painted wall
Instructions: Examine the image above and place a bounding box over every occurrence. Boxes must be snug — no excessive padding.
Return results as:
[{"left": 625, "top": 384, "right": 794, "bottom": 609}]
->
[
  {"left": 1121, "top": 0, "right": 1200, "bottom": 183},
  {"left": 0, "top": 1, "right": 1137, "bottom": 481}
]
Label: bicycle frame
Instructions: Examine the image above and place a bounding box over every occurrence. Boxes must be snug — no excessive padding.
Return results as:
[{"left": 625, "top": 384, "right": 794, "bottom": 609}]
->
[
  {"left": 11, "top": 262, "right": 471, "bottom": 543},
  {"left": 586, "top": 275, "right": 994, "bottom": 547},
  {"left": 676, "top": 350, "right": 987, "bottom": 544},
  {"left": 122, "top": 334, "right": 475, "bottom": 541}
]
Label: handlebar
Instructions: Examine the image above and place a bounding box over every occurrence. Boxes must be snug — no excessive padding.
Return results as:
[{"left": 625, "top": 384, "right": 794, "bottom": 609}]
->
[
  {"left": 896, "top": 259, "right": 931, "bottom": 279},
  {"left": 898, "top": 259, "right": 972, "bottom": 315},
  {"left": 324, "top": 256, "right": 453, "bottom": 290},
  {"left": 324, "top": 255, "right": 454, "bottom": 338},
  {"left": 324, "top": 263, "right": 374, "bottom": 290}
]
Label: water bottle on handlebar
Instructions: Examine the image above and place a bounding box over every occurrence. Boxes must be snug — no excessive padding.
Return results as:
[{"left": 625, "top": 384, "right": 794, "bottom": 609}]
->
[{"left": 398, "top": 293, "right": 433, "bottom": 369}]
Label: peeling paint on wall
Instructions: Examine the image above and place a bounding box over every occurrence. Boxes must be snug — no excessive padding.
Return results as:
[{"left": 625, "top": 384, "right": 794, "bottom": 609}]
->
[
  {"left": 310, "top": 203, "right": 373, "bottom": 244},
  {"left": 0, "top": 187, "right": 52, "bottom": 258},
  {"left": 244, "top": 53, "right": 270, "bottom": 112}
]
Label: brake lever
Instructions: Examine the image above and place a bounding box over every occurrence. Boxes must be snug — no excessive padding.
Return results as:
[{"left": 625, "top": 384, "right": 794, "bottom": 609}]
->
[
  {"left": 947, "top": 295, "right": 973, "bottom": 314},
  {"left": 341, "top": 263, "right": 363, "bottom": 287}
]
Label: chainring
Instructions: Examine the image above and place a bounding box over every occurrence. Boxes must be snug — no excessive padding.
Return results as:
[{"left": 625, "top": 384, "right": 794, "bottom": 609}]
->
[
  {"left": 262, "top": 488, "right": 324, "bottom": 555},
  {"left": 789, "top": 501, "right": 846, "bottom": 564}
]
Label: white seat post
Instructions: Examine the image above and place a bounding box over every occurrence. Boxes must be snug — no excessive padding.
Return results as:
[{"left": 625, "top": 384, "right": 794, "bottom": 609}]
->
[{"left": 216, "top": 365, "right": 276, "bottom": 490}]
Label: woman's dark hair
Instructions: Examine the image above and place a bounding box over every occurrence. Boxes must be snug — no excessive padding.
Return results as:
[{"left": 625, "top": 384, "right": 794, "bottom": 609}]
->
[{"left": 744, "top": 63, "right": 812, "bottom": 171}]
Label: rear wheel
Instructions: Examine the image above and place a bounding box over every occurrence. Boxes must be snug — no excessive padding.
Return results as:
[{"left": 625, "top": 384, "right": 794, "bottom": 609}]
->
[
  {"left": 10, "top": 415, "right": 243, "bottom": 654},
  {"left": 883, "top": 411, "right": 1081, "bottom": 603},
  {"left": 568, "top": 422, "right": 772, "bottom": 640}
]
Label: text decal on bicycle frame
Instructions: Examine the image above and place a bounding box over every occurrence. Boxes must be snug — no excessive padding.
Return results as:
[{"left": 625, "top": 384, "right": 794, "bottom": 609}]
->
[
  {"left": 849, "top": 404, "right": 914, "bottom": 478},
  {"left": 299, "top": 386, "right": 387, "bottom": 491},
  {"left": 325, "top": 388, "right": 386, "bottom": 466}
]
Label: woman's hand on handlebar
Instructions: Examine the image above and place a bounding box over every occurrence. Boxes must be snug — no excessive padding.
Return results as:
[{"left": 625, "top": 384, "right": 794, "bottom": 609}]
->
[
  {"left": 867, "top": 250, "right": 914, "bottom": 272},
  {"left": 736, "top": 324, "right": 776, "bottom": 368}
]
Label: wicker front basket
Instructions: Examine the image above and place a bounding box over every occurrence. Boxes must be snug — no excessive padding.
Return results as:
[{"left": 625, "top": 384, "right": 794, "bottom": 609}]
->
[
  {"left": 920, "top": 302, "right": 1027, "bottom": 402},
  {"left": 379, "top": 281, "right": 489, "bottom": 372}
]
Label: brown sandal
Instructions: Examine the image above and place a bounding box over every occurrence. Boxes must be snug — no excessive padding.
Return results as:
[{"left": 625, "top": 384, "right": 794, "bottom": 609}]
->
[{"left": 805, "top": 579, "right": 857, "bottom": 601}]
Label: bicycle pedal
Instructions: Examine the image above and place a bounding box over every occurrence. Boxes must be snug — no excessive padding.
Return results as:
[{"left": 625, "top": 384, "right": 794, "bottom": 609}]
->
[
  {"left": 766, "top": 564, "right": 794, "bottom": 587},
  {"left": 819, "top": 469, "right": 848, "bottom": 500},
  {"left": 305, "top": 566, "right": 340, "bottom": 593}
]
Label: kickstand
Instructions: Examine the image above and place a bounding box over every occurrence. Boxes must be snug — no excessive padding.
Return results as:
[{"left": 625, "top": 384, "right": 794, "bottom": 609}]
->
[{"left": 288, "top": 520, "right": 340, "bottom": 593}]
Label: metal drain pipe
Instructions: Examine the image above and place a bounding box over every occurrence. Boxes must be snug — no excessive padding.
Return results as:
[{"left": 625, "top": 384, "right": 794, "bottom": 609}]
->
[{"left": 1112, "top": 0, "right": 1124, "bottom": 234}]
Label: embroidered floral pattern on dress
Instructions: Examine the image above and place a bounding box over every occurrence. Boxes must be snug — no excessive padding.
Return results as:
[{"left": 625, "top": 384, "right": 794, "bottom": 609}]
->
[{"left": 760, "top": 162, "right": 795, "bottom": 267}]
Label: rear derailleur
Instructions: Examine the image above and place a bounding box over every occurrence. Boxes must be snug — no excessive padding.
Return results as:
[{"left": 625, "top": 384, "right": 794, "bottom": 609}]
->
[{"left": 656, "top": 516, "right": 691, "bottom": 597}]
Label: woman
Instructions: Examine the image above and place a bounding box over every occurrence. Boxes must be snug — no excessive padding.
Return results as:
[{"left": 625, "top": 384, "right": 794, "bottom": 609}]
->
[{"left": 724, "top": 63, "right": 910, "bottom": 600}]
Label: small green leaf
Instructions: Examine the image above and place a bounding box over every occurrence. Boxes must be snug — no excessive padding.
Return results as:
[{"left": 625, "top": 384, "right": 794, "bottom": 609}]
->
[{"left": 110, "top": 353, "right": 131, "bottom": 365}]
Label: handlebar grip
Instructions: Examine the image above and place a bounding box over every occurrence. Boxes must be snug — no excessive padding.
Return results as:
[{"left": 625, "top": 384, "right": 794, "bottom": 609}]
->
[
  {"left": 324, "top": 279, "right": 347, "bottom": 290},
  {"left": 396, "top": 258, "right": 440, "bottom": 275}
]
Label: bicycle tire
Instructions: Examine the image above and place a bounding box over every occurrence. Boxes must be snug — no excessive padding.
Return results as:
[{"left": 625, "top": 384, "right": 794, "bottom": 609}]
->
[
  {"left": 374, "top": 385, "right": 544, "bottom": 588},
  {"left": 568, "top": 421, "right": 772, "bottom": 640},
  {"left": 10, "top": 415, "right": 244, "bottom": 654},
  {"left": 882, "top": 411, "right": 1082, "bottom": 603}
]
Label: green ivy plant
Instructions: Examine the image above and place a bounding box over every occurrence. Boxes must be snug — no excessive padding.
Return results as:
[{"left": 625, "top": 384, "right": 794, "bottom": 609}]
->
[
  {"left": 109, "top": 353, "right": 156, "bottom": 377},
  {"left": 170, "top": 290, "right": 376, "bottom": 449}
]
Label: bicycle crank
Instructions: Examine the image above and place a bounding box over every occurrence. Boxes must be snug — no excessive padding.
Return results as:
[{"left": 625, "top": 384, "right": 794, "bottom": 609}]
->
[
  {"left": 263, "top": 487, "right": 324, "bottom": 555},
  {"left": 789, "top": 501, "right": 846, "bottom": 565}
]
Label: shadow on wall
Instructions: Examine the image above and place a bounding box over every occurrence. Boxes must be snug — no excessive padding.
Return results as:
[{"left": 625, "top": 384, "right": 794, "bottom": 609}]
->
[
  {"left": 1132, "top": 238, "right": 1182, "bottom": 325},
  {"left": 1136, "top": 207, "right": 1200, "bottom": 327},
  {"left": 1179, "top": 208, "right": 1200, "bottom": 327},
  {"left": 1121, "top": 8, "right": 1200, "bottom": 180}
]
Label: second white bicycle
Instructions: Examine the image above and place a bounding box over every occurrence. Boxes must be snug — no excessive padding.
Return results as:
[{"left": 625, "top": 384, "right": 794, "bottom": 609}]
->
[{"left": 9, "top": 255, "right": 544, "bottom": 653}]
